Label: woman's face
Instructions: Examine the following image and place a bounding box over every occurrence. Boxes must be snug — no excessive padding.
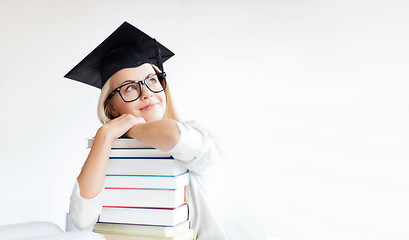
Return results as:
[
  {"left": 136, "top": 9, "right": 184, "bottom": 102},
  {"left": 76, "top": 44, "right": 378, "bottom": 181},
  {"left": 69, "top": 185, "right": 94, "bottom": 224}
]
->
[{"left": 108, "top": 63, "right": 167, "bottom": 122}]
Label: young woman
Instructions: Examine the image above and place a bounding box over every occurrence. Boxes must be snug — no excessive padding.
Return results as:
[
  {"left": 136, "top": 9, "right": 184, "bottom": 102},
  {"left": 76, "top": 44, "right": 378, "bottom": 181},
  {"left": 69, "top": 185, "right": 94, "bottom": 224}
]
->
[{"left": 65, "top": 22, "right": 229, "bottom": 240}]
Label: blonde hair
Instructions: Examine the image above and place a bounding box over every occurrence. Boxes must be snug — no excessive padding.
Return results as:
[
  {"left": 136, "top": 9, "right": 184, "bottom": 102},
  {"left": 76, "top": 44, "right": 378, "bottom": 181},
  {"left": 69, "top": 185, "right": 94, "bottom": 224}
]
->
[{"left": 97, "top": 64, "right": 179, "bottom": 124}]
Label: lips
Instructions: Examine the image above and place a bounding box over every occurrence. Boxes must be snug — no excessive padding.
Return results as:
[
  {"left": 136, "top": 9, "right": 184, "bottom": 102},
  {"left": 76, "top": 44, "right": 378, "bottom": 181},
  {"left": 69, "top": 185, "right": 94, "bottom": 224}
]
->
[{"left": 140, "top": 102, "right": 158, "bottom": 111}]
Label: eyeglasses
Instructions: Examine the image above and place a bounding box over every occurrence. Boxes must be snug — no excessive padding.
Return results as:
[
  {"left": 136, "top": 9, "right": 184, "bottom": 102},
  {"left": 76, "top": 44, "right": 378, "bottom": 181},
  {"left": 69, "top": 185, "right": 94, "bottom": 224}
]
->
[{"left": 108, "top": 72, "right": 167, "bottom": 102}]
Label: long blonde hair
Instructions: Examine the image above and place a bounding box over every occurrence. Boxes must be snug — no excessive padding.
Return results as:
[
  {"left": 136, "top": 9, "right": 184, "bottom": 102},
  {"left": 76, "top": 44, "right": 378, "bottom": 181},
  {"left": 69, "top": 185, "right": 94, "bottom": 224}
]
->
[{"left": 97, "top": 64, "right": 179, "bottom": 124}]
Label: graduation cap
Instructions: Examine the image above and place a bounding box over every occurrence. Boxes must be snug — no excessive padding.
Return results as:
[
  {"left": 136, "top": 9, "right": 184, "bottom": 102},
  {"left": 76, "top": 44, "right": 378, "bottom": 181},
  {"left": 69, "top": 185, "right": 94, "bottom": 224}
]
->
[{"left": 64, "top": 21, "right": 174, "bottom": 89}]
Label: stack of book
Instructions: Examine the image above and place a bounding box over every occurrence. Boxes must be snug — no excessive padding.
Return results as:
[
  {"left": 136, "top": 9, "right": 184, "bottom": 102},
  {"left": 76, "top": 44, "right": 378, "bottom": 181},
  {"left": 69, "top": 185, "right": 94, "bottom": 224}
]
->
[{"left": 88, "top": 138, "right": 194, "bottom": 240}]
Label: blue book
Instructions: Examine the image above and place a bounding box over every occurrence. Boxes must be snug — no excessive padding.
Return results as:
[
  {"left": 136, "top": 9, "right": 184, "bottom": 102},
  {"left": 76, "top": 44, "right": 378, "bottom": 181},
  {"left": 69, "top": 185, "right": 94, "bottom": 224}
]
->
[
  {"left": 105, "top": 172, "right": 190, "bottom": 190},
  {"left": 106, "top": 158, "right": 187, "bottom": 176}
]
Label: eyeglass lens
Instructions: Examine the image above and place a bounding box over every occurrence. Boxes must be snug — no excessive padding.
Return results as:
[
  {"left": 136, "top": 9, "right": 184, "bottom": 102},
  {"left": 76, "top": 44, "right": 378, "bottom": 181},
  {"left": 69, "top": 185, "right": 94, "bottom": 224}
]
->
[{"left": 119, "top": 74, "right": 165, "bottom": 102}]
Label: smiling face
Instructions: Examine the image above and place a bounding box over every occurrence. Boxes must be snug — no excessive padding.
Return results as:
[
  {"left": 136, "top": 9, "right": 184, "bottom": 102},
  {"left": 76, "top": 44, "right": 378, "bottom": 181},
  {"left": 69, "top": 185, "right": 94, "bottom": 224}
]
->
[{"left": 108, "top": 63, "right": 167, "bottom": 122}]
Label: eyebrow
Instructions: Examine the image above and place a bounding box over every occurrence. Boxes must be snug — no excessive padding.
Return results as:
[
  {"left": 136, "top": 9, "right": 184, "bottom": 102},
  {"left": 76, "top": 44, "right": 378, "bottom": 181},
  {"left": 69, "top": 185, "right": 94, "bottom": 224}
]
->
[
  {"left": 117, "top": 73, "right": 157, "bottom": 88},
  {"left": 119, "top": 80, "right": 134, "bottom": 85}
]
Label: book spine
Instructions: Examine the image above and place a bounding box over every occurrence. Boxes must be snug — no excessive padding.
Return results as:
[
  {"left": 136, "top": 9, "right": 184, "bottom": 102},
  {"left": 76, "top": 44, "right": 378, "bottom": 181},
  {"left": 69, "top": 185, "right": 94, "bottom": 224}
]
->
[
  {"left": 106, "top": 158, "right": 187, "bottom": 176},
  {"left": 105, "top": 171, "right": 190, "bottom": 189},
  {"left": 110, "top": 149, "right": 172, "bottom": 158},
  {"left": 102, "top": 187, "right": 186, "bottom": 209},
  {"left": 99, "top": 204, "right": 189, "bottom": 227}
]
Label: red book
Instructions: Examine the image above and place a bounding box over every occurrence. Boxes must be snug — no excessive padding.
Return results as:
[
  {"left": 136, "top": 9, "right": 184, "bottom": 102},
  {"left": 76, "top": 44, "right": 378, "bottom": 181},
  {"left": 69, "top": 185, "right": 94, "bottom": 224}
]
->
[{"left": 98, "top": 204, "right": 189, "bottom": 227}]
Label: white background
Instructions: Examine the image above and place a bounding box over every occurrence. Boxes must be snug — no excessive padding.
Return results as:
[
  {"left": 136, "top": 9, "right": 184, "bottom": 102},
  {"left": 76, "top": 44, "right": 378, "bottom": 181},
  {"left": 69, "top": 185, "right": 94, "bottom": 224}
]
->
[{"left": 0, "top": 1, "right": 408, "bottom": 239}]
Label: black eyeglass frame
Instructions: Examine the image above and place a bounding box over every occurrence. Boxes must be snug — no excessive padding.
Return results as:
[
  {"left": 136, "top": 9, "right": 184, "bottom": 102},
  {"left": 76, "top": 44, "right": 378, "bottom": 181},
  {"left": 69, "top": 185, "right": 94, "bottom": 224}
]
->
[{"left": 107, "top": 72, "right": 167, "bottom": 103}]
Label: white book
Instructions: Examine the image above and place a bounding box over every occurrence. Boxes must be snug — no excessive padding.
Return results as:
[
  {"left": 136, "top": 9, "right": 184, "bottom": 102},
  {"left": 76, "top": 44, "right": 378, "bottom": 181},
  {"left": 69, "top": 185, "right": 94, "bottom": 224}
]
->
[
  {"left": 99, "top": 204, "right": 189, "bottom": 227},
  {"left": 95, "top": 229, "right": 194, "bottom": 240},
  {"left": 102, "top": 188, "right": 185, "bottom": 209},
  {"left": 88, "top": 138, "right": 152, "bottom": 149},
  {"left": 105, "top": 172, "right": 190, "bottom": 190},
  {"left": 93, "top": 221, "right": 190, "bottom": 237},
  {"left": 106, "top": 158, "right": 187, "bottom": 176},
  {"left": 110, "top": 149, "right": 171, "bottom": 158}
]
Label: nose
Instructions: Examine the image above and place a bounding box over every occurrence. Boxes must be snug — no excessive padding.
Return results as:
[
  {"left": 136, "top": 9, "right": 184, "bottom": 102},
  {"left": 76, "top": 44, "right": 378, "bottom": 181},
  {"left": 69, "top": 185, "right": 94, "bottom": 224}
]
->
[{"left": 140, "top": 83, "right": 153, "bottom": 100}]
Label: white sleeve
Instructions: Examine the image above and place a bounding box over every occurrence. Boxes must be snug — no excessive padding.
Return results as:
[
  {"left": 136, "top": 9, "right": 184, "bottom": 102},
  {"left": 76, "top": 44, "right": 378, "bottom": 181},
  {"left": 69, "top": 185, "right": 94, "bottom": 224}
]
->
[
  {"left": 167, "top": 121, "right": 219, "bottom": 174},
  {"left": 69, "top": 180, "right": 103, "bottom": 230}
]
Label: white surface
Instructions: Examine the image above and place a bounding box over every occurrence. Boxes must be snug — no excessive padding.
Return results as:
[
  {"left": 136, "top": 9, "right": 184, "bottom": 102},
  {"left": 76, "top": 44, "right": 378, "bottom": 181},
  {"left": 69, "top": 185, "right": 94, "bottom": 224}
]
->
[
  {"left": 0, "top": 221, "right": 104, "bottom": 240},
  {"left": 0, "top": 1, "right": 408, "bottom": 240},
  {"left": 25, "top": 231, "right": 104, "bottom": 240},
  {"left": 0, "top": 222, "right": 62, "bottom": 240}
]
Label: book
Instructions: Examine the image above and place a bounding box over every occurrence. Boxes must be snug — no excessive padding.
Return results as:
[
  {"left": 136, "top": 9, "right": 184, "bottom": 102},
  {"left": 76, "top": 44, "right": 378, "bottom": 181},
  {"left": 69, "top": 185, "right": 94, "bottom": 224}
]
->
[
  {"left": 88, "top": 138, "right": 152, "bottom": 149},
  {"left": 107, "top": 158, "right": 187, "bottom": 176},
  {"left": 95, "top": 229, "right": 195, "bottom": 240},
  {"left": 93, "top": 221, "right": 190, "bottom": 237},
  {"left": 105, "top": 172, "right": 190, "bottom": 190},
  {"left": 110, "top": 149, "right": 172, "bottom": 158},
  {"left": 102, "top": 187, "right": 185, "bottom": 208},
  {"left": 99, "top": 204, "right": 189, "bottom": 227}
]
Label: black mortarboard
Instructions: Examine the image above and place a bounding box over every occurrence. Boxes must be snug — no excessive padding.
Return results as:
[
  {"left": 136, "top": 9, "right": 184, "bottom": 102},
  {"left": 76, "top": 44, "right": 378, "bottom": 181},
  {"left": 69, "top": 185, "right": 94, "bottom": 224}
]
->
[{"left": 64, "top": 21, "right": 174, "bottom": 89}]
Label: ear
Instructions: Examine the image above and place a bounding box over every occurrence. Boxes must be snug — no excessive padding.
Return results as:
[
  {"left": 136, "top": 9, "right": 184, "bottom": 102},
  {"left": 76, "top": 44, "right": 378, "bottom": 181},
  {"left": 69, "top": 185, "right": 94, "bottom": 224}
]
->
[{"left": 107, "top": 101, "right": 120, "bottom": 118}]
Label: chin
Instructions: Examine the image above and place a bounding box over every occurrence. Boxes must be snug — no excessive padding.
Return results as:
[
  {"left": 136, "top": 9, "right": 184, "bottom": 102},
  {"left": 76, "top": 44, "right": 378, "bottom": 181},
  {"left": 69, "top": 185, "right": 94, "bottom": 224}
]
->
[{"left": 144, "top": 113, "right": 165, "bottom": 123}]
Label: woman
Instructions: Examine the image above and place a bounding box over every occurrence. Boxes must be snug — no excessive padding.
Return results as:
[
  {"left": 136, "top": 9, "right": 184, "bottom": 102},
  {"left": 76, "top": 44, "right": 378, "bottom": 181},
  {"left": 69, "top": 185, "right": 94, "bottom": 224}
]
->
[{"left": 65, "top": 22, "right": 229, "bottom": 240}]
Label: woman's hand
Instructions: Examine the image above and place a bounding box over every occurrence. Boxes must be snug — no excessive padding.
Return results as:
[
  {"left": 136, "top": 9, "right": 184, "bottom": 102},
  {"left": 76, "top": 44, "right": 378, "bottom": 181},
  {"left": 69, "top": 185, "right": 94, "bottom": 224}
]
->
[
  {"left": 77, "top": 114, "right": 145, "bottom": 199},
  {"left": 98, "top": 114, "right": 146, "bottom": 141}
]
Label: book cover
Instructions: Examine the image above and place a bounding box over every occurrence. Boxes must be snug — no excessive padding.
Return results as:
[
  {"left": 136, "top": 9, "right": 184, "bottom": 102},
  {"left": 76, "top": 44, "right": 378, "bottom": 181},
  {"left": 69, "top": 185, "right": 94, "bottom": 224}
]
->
[
  {"left": 99, "top": 204, "right": 189, "bottom": 227},
  {"left": 102, "top": 187, "right": 185, "bottom": 209},
  {"left": 105, "top": 172, "right": 190, "bottom": 190}
]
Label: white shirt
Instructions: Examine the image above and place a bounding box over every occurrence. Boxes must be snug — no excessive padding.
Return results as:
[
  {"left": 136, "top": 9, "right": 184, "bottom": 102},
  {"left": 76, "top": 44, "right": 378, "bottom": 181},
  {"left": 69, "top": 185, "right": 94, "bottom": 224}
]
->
[{"left": 69, "top": 121, "right": 229, "bottom": 240}]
